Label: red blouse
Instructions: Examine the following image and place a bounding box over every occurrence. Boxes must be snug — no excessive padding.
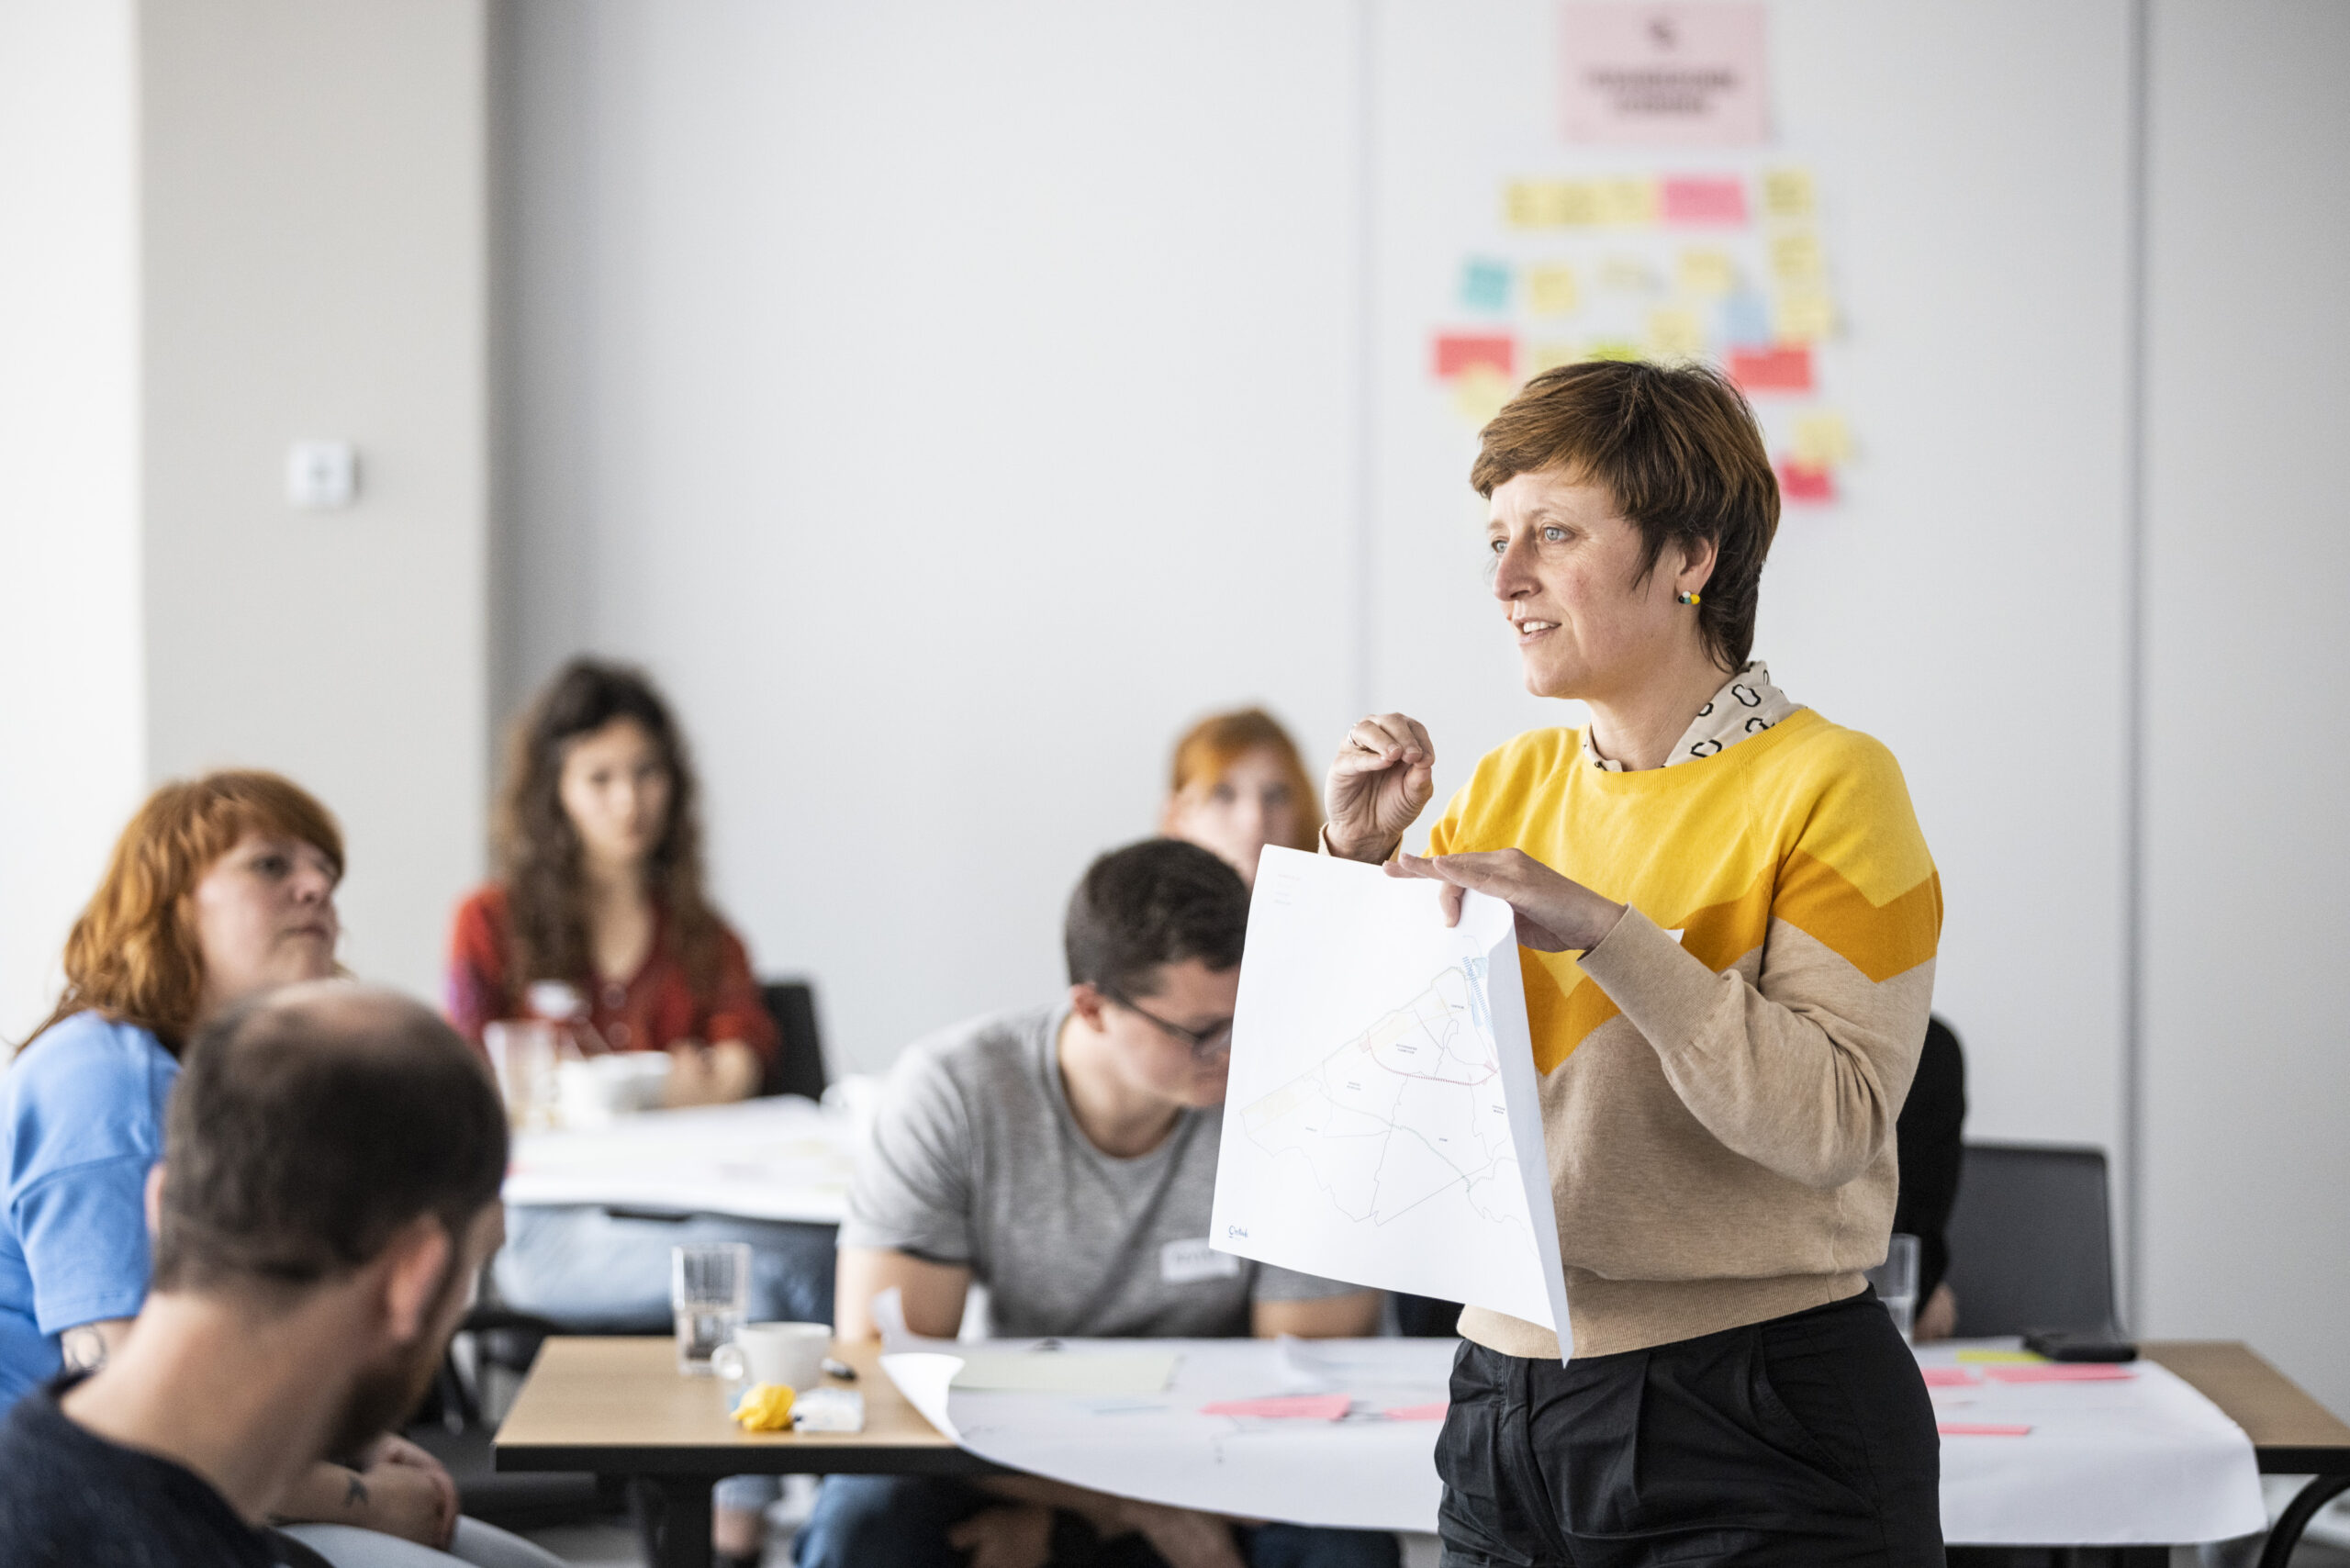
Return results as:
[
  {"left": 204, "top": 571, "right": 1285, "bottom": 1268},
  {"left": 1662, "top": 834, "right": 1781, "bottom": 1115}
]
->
[{"left": 443, "top": 885, "right": 778, "bottom": 1063}]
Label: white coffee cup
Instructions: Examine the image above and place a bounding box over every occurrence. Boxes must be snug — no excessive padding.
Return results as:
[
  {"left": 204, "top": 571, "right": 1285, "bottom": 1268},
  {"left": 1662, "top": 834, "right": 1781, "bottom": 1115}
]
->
[{"left": 711, "top": 1321, "right": 830, "bottom": 1390}]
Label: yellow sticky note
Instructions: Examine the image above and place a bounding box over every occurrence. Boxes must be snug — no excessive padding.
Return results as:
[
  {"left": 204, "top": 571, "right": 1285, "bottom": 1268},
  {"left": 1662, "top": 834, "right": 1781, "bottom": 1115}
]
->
[
  {"left": 1649, "top": 308, "right": 1706, "bottom": 360},
  {"left": 1584, "top": 340, "right": 1643, "bottom": 364},
  {"left": 1771, "top": 232, "right": 1825, "bottom": 285},
  {"left": 1505, "top": 179, "right": 1563, "bottom": 229},
  {"left": 1452, "top": 364, "right": 1516, "bottom": 425},
  {"left": 1677, "top": 249, "right": 1737, "bottom": 299},
  {"left": 1763, "top": 167, "right": 1816, "bottom": 220},
  {"left": 1792, "top": 411, "right": 1852, "bottom": 467},
  {"left": 1774, "top": 290, "right": 1837, "bottom": 343},
  {"left": 1597, "top": 254, "right": 1657, "bottom": 293},
  {"left": 1594, "top": 177, "right": 1657, "bottom": 227},
  {"left": 1955, "top": 1350, "right": 2045, "bottom": 1365},
  {"left": 1528, "top": 342, "right": 1580, "bottom": 375},
  {"left": 1526, "top": 263, "right": 1580, "bottom": 317}
]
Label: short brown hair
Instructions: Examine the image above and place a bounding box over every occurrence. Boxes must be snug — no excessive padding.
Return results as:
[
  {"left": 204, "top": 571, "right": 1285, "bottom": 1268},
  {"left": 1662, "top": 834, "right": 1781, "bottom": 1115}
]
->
[
  {"left": 1064, "top": 839, "right": 1249, "bottom": 1000},
  {"left": 152, "top": 985, "right": 507, "bottom": 1297},
  {"left": 1470, "top": 360, "right": 1779, "bottom": 669}
]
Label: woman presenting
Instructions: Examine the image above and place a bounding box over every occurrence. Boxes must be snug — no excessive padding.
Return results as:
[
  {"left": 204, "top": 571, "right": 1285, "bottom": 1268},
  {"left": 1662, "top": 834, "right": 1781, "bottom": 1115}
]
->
[{"left": 1326, "top": 361, "right": 1943, "bottom": 1565}]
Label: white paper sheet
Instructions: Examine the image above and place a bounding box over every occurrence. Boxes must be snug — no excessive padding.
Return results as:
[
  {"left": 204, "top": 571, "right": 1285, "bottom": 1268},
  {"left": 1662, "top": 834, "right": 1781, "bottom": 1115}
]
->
[
  {"left": 1209, "top": 847, "right": 1570, "bottom": 1349},
  {"left": 501, "top": 1096, "right": 856, "bottom": 1224},
  {"left": 949, "top": 1349, "right": 1181, "bottom": 1394},
  {"left": 881, "top": 1334, "right": 1458, "bottom": 1531}
]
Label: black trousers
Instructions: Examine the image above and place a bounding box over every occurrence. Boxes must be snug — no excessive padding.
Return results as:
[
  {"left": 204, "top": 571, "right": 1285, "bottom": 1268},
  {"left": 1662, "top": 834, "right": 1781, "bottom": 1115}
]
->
[{"left": 1435, "top": 1291, "right": 1943, "bottom": 1567}]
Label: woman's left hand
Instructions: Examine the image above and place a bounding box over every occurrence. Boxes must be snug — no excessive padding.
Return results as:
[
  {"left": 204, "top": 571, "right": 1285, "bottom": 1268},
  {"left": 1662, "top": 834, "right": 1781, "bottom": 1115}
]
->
[{"left": 1387, "top": 849, "right": 1626, "bottom": 953}]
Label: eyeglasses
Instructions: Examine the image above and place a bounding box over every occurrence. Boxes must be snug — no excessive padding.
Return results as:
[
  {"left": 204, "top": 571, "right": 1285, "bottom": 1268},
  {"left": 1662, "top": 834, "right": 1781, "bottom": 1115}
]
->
[{"left": 1102, "top": 988, "right": 1235, "bottom": 1060}]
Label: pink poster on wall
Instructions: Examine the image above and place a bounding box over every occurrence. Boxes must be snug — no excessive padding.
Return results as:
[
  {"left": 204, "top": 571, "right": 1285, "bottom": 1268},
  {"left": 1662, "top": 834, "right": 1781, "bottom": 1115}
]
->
[{"left": 1560, "top": 3, "right": 1768, "bottom": 146}]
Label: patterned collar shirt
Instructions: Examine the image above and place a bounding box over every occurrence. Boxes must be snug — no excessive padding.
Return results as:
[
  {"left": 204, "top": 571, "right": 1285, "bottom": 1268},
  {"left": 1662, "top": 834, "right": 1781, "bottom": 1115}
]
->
[{"left": 1579, "top": 659, "right": 1802, "bottom": 772}]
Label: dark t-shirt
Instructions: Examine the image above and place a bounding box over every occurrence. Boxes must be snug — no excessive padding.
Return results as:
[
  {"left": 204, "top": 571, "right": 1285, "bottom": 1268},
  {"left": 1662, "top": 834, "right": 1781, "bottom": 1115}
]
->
[{"left": 0, "top": 1376, "right": 280, "bottom": 1568}]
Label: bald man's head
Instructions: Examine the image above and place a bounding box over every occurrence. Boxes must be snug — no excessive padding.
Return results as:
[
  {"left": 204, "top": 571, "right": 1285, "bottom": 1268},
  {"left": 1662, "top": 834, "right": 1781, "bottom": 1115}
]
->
[{"left": 151, "top": 981, "right": 508, "bottom": 1298}]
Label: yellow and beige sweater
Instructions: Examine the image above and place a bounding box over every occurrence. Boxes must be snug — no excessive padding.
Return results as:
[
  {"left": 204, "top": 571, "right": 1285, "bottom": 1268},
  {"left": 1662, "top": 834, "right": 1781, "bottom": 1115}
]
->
[{"left": 1427, "top": 673, "right": 1941, "bottom": 1361}]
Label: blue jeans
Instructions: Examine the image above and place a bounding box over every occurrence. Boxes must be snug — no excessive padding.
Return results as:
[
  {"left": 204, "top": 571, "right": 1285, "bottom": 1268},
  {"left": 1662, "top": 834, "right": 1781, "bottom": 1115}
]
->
[
  {"left": 794, "top": 1475, "right": 1401, "bottom": 1568},
  {"left": 494, "top": 1205, "right": 836, "bottom": 1511}
]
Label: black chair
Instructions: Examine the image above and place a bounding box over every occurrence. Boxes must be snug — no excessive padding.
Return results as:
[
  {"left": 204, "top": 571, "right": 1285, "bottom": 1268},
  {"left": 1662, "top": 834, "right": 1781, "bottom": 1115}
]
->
[
  {"left": 760, "top": 979, "right": 830, "bottom": 1102},
  {"left": 1942, "top": 1141, "right": 2122, "bottom": 1339}
]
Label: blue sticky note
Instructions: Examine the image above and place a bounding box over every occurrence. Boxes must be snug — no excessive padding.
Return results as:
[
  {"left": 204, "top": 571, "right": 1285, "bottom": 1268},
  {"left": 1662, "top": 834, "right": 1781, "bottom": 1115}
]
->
[
  {"left": 1460, "top": 257, "right": 1511, "bottom": 314},
  {"left": 1719, "top": 292, "right": 1773, "bottom": 348}
]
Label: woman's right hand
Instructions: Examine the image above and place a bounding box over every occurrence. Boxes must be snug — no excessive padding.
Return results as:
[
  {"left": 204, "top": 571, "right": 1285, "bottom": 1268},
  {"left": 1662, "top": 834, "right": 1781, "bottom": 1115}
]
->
[{"left": 1324, "top": 713, "right": 1437, "bottom": 863}]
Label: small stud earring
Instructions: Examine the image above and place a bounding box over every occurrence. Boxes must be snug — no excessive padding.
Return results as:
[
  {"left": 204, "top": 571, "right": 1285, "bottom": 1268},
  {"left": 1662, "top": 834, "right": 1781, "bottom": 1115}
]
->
[{"left": 1676, "top": 590, "right": 1702, "bottom": 606}]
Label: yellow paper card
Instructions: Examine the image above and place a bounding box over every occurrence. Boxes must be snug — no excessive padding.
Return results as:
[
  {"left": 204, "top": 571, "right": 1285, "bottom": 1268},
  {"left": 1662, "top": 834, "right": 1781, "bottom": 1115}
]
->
[
  {"left": 1762, "top": 167, "right": 1816, "bottom": 219},
  {"left": 1774, "top": 290, "right": 1837, "bottom": 343},
  {"left": 1505, "top": 180, "right": 1602, "bottom": 229},
  {"left": 1527, "top": 264, "right": 1580, "bottom": 317},
  {"left": 1649, "top": 308, "right": 1706, "bottom": 360},
  {"left": 1594, "top": 177, "right": 1657, "bottom": 226},
  {"left": 1528, "top": 342, "right": 1579, "bottom": 374},
  {"left": 1452, "top": 364, "right": 1516, "bottom": 424},
  {"left": 1792, "top": 411, "right": 1853, "bottom": 467},
  {"left": 1955, "top": 1350, "right": 2046, "bottom": 1364},
  {"left": 1771, "top": 232, "right": 1825, "bottom": 285},
  {"left": 1597, "top": 254, "right": 1657, "bottom": 293},
  {"left": 1677, "top": 249, "right": 1737, "bottom": 298}
]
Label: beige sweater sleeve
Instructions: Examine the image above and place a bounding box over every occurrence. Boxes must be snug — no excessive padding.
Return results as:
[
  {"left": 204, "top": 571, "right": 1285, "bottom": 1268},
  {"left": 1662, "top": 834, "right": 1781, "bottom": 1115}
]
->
[{"left": 1576, "top": 905, "right": 1933, "bottom": 1191}]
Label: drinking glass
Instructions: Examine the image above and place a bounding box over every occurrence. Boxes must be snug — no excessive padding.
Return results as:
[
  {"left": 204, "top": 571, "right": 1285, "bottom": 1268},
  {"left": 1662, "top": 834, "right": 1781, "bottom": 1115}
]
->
[
  {"left": 483, "top": 1020, "right": 560, "bottom": 1129},
  {"left": 1868, "top": 1232, "right": 1920, "bottom": 1343},
  {"left": 673, "top": 1241, "right": 752, "bottom": 1375}
]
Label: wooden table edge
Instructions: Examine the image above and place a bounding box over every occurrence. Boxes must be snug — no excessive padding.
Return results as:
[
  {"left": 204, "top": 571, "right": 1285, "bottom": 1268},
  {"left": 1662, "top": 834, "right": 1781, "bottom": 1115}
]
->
[{"left": 2143, "top": 1339, "right": 2350, "bottom": 1473}]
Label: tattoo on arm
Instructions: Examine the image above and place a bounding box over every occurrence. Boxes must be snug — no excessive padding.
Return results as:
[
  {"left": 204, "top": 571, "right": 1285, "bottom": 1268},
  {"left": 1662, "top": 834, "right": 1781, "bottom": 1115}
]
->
[
  {"left": 343, "top": 1471, "right": 369, "bottom": 1511},
  {"left": 59, "top": 1327, "right": 108, "bottom": 1373}
]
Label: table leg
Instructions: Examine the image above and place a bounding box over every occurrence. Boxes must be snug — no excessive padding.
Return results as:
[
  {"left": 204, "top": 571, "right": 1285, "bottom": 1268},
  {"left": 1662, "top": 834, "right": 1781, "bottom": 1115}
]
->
[
  {"left": 630, "top": 1474, "right": 715, "bottom": 1568},
  {"left": 2257, "top": 1473, "right": 2350, "bottom": 1568}
]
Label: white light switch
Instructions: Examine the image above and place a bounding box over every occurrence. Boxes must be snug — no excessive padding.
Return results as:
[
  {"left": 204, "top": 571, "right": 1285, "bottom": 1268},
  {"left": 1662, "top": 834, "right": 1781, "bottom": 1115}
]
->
[{"left": 285, "top": 441, "right": 358, "bottom": 510}]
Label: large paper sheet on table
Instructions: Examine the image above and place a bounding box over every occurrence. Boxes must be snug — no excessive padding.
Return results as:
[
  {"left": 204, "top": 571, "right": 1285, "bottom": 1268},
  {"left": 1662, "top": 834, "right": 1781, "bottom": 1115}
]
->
[
  {"left": 1210, "top": 847, "right": 1570, "bottom": 1349},
  {"left": 880, "top": 1326, "right": 1455, "bottom": 1530},
  {"left": 502, "top": 1097, "right": 856, "bottom": 1224}
]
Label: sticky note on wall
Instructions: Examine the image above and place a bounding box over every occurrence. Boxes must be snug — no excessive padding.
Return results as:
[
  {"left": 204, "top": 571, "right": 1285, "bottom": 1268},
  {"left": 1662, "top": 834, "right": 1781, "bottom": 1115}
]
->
[
  {"left": 1433, "top": 332, "right": 1516, "bottom": 380},
  {"left": 1460, "top": 257, "right": 1512, "bottom": 313},
  {"left": 1792, "top": 411, "right": 1852, "bottom": 467},
  {"left": 1727, "top": 344, "right": 1813, "bottom": 393},
  {"left": 1527, "top": 264, "right": 1580, "bottom": 317},
  {"left": 1453, "top": 364, "right": 1516, "bottom": 424},
  {"left": 1677, "top": 250, "right": 1737, "bottom": 298},
  {"left": 1593, "top": 177, "right": 1658, "bottom": 226},
  {"left": 1770, "top": 232, "right": 1825, "bottom": 285},
  {"left": 1762, "top": 167, "right": 1816, "bottom": 219},
  {"left": 1505, "top": 179, "right": 1603, "bottom": 228},
  {"left": 1660, "top": 176, "right": 1748, "bottom": 226},
  {"left": 1778, "top": 459, "right": 1835, "bottom": 503},
  {"left": 1649, "top": 308, "right": 1706, "bottom": 359},
  {"left": 1774, "top": 291, "right": 1837, "bottom": 343},
  {"left": 1528, "top": 342, "right": 1579, "bottom": 375}
]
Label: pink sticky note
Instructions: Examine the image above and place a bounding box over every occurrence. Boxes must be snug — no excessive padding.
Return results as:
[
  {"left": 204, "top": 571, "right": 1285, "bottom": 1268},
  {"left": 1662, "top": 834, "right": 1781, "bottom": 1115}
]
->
[
  {"left": 1982, "top": 1363, "right": 2136, "bottom": 1383},
  {"left": 1433, "top": 332, "right": 1516, "bottom": 381},
  {"left": 1561, "top": 4, "right": 1768, "bottom": 147},
  {"left": 1726, "top": 344, "right": 1813, "bottom": 394},
  {"left": 1200, "top": 1394, "right": 1352, "bottom": 1421},
  {"left": 1918, "top": 1367, "right": 1978, "bottom": 1388},
  {"left": 1382, "top": 1402, "right": 1450, "bottom": 1421},
  {"left": 1661, "top": 176, "right": 1748, "bottom": 226},
  {"left": 1777, "top": 459, "right": 1835, "bottom": 503},
  {"left": 1939, "top": 1422, "right": 2033, "bottom": 1438}
]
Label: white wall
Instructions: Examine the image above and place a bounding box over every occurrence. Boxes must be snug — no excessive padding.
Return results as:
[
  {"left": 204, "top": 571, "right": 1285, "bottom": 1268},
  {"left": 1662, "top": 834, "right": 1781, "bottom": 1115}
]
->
[
  {"left": 496, "top": 0, "right": 1365, "bottom": 1067},
  {"left": 0, "top": 0, "right": 145, "bottom": 1047},
  {"left": 2141, "top": 0, "right": 2350, "bottom": 1413},
  {"left": 140, "top": 0, "right": 490, "bottom": 1003}
]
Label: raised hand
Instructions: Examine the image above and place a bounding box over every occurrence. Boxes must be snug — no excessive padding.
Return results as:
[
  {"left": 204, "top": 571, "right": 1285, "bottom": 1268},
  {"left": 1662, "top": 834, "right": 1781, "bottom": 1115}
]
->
[{"left": 1324, "top": 713, "right": 1437, "bottom": 864}]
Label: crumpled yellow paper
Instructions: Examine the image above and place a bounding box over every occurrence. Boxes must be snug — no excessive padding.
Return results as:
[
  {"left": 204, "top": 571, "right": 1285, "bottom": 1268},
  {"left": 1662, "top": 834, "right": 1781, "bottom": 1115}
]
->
[{"left": 732, "top": 1383, "right": 796, "bottom": 1431}]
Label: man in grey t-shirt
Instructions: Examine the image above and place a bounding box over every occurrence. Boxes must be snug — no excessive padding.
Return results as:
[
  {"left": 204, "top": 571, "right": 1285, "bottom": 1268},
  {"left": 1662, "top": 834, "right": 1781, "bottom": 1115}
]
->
[{"left": 802, "top": 841, "right": 1394, "bottom": 1568}]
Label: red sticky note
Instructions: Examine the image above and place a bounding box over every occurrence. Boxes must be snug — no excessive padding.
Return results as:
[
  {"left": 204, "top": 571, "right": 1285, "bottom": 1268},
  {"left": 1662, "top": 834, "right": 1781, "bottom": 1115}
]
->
[
  {"left": 1200, "top": 1394, "right": 1352, "bottom": 1420},
  {"left": 1939, "top": 1422, "right": 2033, "bottom": 1437},
  {"left": 1778, "top": 460, "right": 1835, "bottom": 503},
  {"left": 1727, "top": 344, "right": 1813, "bottom": 393},
  {"left": 1982, "top": 1363, "right": 2137, "bottom": 1383},
  {"left": 1918, "top": 1367, "right": 1978, "bottom": 1388},
  {"left": 1661, "top": 176, "right": 1748, "bottom": 226},
  {"left": 1433, "top": 332, "right": 1516, "bottom": 380},
  {"left": 1382, "top": 1402, "right": 1450, "bottom": 1421}
]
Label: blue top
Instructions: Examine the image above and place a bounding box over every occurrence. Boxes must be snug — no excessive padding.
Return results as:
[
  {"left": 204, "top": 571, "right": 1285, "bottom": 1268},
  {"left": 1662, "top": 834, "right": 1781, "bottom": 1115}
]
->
[{"left": 0, "top": 1012, "right": 179, "bottom": 1412}]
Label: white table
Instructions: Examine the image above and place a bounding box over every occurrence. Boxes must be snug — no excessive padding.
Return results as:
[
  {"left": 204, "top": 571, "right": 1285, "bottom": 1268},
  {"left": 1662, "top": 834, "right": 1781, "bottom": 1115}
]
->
[{"left": 502, "top": 1095, "right": 857, "bottom": 1224}]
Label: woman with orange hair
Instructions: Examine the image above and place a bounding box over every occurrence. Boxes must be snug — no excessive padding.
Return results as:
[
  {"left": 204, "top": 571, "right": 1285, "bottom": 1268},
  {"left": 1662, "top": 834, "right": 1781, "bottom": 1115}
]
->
[
  {"left": 0, "top": 773, "right": 564, "bottom": 1568},
  {"left": 1159, "top": 707, "right": 1322, "bottom": 888}
]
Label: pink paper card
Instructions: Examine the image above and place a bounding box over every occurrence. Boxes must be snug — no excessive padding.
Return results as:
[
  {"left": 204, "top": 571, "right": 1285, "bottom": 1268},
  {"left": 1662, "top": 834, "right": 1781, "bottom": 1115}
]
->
[
  {"left": 1726, "top": 344, "right": 1812, "bottom": 393},
  {"left": 1939, "top": 1422, "right": 2033, "bottom": 1437},
  {"left": 1200, "top": 1394, "right": 1352, "bottom": 1420},
  {"left": 1661, "top": 176, "right": 1747, "bottom": 226},
  {"left": 1918, "top": 1367, "right": 1978, "bottom": 1388},
  {"left": 1561, "top": 4, "right": 1769, "bottom": 146},
  {"left": 1982, "top": 1363, "right": 2136, "bottom": 1383},
  {"left": 1433, "top": 332, "right": 1516, "bottom": 380},
  {"left": 1382, "top": 1402, "right": 1450, "bottom": 1421},
  {"left": 1777, "top": 459, "right": 1834, "bottom": 503}
]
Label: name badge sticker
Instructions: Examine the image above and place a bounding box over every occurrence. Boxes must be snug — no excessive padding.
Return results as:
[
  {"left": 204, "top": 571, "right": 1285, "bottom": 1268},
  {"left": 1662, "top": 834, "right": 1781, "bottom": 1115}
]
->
[{"left": 1160, "top": 1237, "right": 1242, "bottom": 1284}]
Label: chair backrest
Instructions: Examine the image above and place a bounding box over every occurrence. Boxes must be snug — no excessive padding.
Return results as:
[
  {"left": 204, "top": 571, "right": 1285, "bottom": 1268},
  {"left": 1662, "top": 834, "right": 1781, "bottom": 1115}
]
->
[
  {"left": 1943, "top": 1141, "right": 2121, "bottom": 1338},
  {"left": 759, "top": 980, "right": 829, "bottom": 1102}
]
